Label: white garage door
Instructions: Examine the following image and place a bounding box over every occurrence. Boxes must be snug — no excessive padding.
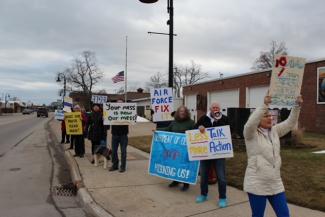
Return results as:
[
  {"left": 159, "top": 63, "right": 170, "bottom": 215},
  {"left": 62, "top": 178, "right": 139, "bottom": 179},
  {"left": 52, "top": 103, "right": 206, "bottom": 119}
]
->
[
  {"left": 208, "top": 89, "right": 239, "bottom": 115},
  {"left": 246, "top": 86, "right": 269, "bottom": 108},
  {"left": 185, "top": 94, "right": 197, "bottom": 121}
]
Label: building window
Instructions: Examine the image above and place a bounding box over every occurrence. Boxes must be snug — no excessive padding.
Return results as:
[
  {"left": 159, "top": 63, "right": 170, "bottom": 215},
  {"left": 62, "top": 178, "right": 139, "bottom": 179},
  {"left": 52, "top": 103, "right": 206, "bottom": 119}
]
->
[{"left": 317, "top": 67, "right": 325, "bottom": 104}]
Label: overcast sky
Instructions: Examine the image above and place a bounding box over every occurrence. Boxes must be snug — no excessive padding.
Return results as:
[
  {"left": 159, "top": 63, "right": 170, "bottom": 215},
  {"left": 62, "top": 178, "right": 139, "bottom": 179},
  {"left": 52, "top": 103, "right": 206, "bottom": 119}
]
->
[{"left": 0, "top": 0, "right": 324, "bottom": 104}]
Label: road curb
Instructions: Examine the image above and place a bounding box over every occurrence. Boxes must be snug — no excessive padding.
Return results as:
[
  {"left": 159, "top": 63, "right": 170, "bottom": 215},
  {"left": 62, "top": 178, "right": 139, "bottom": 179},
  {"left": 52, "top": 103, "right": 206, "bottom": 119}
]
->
[{"left": 64, "top": 149, "right": 113, "bottom": 217}]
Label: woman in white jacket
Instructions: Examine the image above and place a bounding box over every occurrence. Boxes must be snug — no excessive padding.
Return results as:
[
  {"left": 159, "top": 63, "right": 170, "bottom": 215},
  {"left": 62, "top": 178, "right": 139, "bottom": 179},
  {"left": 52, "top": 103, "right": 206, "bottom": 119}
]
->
[{"left": 243, "top": 95, "right": 302, "bottom": 217}]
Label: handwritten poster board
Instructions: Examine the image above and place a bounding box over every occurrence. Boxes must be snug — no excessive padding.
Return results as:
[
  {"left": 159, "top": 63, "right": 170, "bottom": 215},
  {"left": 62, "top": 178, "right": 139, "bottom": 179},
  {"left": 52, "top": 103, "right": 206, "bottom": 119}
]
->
[
  {"left": 186, "top": 126, "right": 233, "bottom": 161},
  {"left": 269, "top": 55, "right": 306, "bottom": 107},
  {"left": 91, "top": 95, "right": 108, "bottom": 104},
  {"left": 148, "top": 131, "right": 200, "bottom": 184},
  {"left": 64, "top": 112, "right": 83, "bottom": 135},
  {"left": 54, "top": 109, "right": 64, "bottom": 121},
  {"left": 103, "top": 103, "right": 137, "bottom": 125},
  {"left": 317, "top": 67, "right": 325, "bottom": 104},
  {"left": 151, "top": 88, "right": 174, "bottom": 122}
]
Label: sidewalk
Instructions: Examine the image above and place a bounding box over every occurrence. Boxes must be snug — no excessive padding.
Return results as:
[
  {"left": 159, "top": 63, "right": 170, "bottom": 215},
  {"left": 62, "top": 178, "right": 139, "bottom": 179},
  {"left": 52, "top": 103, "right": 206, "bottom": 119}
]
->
[{"left": 50, "top": 120, "right": 325, "bottom": 217}]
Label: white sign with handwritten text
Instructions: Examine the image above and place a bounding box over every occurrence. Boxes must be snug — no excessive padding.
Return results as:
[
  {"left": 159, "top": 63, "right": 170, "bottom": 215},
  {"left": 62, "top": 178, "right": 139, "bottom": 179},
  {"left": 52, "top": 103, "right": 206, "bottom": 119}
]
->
[{"left": 269, "top": 55, "right": 306, "bottom": 107}]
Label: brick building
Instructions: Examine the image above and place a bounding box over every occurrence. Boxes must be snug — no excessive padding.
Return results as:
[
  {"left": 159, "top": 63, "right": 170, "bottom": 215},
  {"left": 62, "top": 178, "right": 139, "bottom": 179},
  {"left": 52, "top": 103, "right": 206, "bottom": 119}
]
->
[{"left": 183, "top": 58, "right": 325, "bottom": 134}]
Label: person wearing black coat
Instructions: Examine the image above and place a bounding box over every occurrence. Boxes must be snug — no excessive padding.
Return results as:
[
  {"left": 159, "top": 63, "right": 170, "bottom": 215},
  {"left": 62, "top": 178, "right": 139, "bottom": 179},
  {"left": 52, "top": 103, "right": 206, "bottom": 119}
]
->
[
  {"left": 109, "top": 99, "right": 129, "bottom": 173},
  {"left": 88, "top": 105, "right": 109, "bottom": 163},
  {"left": 195, "top": 102, "right": 229, "bottom": 208}
]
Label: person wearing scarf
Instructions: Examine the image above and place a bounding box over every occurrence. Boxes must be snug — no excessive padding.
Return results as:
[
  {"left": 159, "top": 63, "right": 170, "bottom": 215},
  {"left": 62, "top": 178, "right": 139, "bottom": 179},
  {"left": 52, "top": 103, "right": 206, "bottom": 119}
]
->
[
  {"left": 195, "top": 102, "right": 229, "bottom": 208},
  {"left": 243, "top": 94, "right": 302, "bottom": 217}
]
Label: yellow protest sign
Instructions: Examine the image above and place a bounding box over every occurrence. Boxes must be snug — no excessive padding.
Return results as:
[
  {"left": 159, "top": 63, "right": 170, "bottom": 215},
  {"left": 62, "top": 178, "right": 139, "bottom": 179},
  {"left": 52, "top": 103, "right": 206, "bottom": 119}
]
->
[{"left": 64, "top": 112, "right": 83, "bottom": 135}]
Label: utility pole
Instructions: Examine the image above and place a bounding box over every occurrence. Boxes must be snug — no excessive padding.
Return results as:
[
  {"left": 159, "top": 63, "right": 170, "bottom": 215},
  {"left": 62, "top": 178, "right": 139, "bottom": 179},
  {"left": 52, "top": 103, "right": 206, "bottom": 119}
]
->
[
  {"left": 167, "top": 0, "right": 174, "bottom": 88},
  {"left": 139, "top": 0, "right": 175, "bottom": 88}
]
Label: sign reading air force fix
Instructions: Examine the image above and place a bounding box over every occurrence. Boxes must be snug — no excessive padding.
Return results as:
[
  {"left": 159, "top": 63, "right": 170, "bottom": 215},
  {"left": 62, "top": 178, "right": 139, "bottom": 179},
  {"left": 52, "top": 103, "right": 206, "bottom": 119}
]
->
[{"left": 150, "top": 88, "right": 174, "bottom": 122}]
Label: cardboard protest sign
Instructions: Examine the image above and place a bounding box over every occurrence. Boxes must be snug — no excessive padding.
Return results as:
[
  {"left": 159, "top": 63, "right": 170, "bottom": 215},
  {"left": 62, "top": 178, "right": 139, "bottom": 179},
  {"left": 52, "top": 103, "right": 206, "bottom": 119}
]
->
[
  {"left": 186, "top": 126, "right": 233, "bottom": 161},
  {"left": 64, "top": 112, "right": 83, "bottom": 135},
  {"left": 54, "top": 109, "right": 64, "bottom": 121},
  {"left": 91, "top": 95, "right": 108, "bottom": 104},
  {"left": 103, "top": 103, "right": 137, "bottom": 125},
  {"left": 149, "top": 131, "right": 200, "bottom": 184},
  {"left": 63, "top": 96, "right": 73, "bottom": 112},
  {"left": 151, "top": 88, "right": 174, "bottom": 122},
  {"left": 269, "top": 55, "right": 306, "bottom": 107}
]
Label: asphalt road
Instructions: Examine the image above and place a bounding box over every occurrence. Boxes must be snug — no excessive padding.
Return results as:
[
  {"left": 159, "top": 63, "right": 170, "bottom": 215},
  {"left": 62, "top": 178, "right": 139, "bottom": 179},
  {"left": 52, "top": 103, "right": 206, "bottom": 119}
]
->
[
  {"left": 0, "top": 114, "right": 89, "bottom": 217},
  {"left": 0, "top": 113, "right": 43, "bottom": 157}
]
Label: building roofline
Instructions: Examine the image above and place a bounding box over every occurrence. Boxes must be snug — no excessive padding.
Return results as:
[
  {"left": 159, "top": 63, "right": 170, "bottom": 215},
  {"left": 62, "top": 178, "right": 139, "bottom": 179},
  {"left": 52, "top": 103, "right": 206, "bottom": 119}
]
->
[
  {"left": 184, "top": 69, "right": 271, "bottom": 87},
  {"left": 306, "top": 57, "right": 325, "bottom": 64},
  {"left": 131, "top": 97, "right": 151, "bottom": 102},
  {"left": 184, "top": 57, "right": 325, "bottom": 88}
]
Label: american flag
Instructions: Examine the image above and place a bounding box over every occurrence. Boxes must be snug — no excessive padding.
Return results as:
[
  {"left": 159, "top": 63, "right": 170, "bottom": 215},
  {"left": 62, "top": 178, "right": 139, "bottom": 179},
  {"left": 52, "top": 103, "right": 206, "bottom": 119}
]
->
[{"left": 112, "top": 71, "right": 124, "bottom": 83}]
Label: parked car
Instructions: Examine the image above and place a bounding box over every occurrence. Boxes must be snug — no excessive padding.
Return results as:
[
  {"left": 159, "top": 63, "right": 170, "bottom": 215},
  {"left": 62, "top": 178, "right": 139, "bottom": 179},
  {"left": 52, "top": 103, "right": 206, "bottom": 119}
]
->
[
  {"left": 22, "top": 108, "right": 34, "bottom": 115},
  {"left": 37, "top": 107, "right": 48, "bottom": 117}
]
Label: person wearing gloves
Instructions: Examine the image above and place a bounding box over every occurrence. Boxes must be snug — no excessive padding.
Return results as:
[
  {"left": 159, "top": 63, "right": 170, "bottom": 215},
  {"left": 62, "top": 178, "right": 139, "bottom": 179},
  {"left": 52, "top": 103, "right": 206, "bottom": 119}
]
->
[
  {"left": 195, "top": 102, "right": 229, "bottom": 208},
  {"left": 157, "top": 105, "right": 195, "bottom": 191},
  {"left": 243, "top": 94, "right": 303, "bottom": 217}
]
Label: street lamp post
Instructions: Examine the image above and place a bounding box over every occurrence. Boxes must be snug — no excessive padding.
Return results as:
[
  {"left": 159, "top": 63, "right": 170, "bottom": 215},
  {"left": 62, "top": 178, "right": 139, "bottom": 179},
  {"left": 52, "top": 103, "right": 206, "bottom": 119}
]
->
[
  {"left": 56, "top": 73, "right": 66, "bottom": 108},
  {"left": 139, "top": 0, "right": 174, "bottom": 88},
  {"left": 4, "top": 93, "right": 10, "bottom": 113}
]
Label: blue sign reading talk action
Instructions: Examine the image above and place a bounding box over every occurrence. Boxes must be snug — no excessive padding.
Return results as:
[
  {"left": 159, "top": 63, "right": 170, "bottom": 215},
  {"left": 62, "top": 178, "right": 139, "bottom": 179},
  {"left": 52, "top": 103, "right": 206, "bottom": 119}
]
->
[{"left": 149, "top": 131, "right": 200, "bottom": 184}]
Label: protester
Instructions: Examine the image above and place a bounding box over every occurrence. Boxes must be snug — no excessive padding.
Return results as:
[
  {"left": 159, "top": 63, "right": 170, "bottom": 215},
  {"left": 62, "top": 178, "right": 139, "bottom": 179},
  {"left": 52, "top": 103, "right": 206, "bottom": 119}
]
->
[
  {"left": 69, "top": 135, "right": 74, "bottom": 150},
  {"left": 60, "top": 120, "right": 70, "bottom": 144},
  {"left": 72, "top": 105, "right": 86, "bottom": 158},
  {"left": 88, "top": 105, "right": 110, "bottom": 163},
  {"left": 109, "top": 99, "right": 129, "bottom": 173},
  {"left": 81, "top": 107, "right": 89, "bottom": 138},
  {"left": 195, "top": 102, "right": 229, "bottom": 208},
  {"left": 243, "top": 95, "right": 302, "bottom": 217},
  {"left": 157, "top": 106, "right": 195, "bottom": 191}
]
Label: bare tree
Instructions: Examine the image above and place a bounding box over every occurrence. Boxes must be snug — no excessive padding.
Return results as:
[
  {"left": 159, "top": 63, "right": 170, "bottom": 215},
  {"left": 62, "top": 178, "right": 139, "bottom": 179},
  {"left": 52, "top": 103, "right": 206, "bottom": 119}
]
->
[
  {"left": 174, "top": 61, "right": 208, "bottom": 97},
  {"left": 66, "top": 51, "right": 103, "bottom": 94},
  {"left": 146, "top": 61, "right": 208, "bottom": 97},
  {"left": 55, "top": 51, "right": 103, "bottom": 109},
  {"left": 146, "top": 72, "right": 167, "bottom": 89},
  {"left": 253, "top": 41, "right": 288, "bottom": 70}
]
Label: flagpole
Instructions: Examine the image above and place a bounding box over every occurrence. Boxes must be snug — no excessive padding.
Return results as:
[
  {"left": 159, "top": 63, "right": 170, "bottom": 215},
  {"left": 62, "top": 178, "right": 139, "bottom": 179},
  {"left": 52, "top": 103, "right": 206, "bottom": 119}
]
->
[{"left": 124, "top": 36, "right": 128, "bottom": 102}]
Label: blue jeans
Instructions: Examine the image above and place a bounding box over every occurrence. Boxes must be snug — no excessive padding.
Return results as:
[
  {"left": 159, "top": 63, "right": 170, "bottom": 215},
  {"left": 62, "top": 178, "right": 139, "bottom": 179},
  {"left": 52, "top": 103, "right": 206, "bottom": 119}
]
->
[
  {"left": 111, "top": 134, "right": 128, "bottom": 169},
  {"left": 200, "top": 159, "right": 226, "bottom": 199},
  {"left": 248, "top": 192, "right": 290, "bottom": 217}
]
